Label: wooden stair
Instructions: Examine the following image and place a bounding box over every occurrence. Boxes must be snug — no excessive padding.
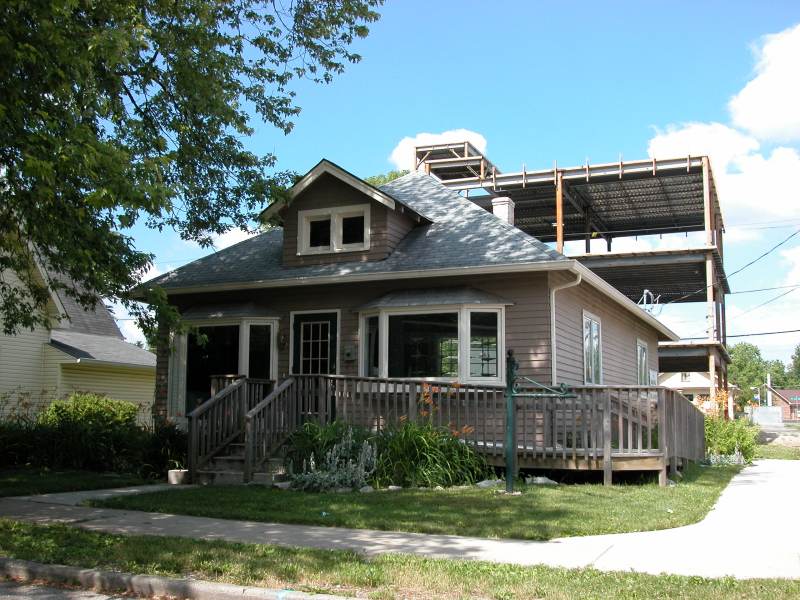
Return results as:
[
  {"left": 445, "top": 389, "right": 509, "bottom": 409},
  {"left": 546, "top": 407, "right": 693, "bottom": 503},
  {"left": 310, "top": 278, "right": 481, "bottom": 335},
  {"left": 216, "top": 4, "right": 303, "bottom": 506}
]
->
[{"left": 194, "top": 440, "right": 289, "bottom": 486}]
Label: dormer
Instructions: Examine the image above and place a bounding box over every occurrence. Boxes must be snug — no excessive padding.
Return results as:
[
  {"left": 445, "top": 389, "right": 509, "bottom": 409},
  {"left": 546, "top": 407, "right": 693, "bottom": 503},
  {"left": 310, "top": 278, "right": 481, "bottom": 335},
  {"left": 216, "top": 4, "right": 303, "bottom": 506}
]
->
[{"left": 261, "top": 160, "right": 428, "bottom": 267}]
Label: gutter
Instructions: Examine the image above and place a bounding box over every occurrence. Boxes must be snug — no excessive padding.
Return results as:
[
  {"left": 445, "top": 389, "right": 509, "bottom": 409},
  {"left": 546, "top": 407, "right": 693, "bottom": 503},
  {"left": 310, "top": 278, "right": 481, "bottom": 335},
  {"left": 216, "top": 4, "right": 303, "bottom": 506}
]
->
[
  {"left": 74, "top": 357, "right": 156, "bottom": 371},
  {"left": 550, "top": 270, "right": 582, "bottom": 385}
]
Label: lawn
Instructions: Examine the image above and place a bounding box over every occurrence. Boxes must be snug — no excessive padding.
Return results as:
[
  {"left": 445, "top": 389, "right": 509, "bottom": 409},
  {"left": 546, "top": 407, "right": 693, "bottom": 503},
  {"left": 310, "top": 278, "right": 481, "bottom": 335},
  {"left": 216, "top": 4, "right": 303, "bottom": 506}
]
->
[
  {"left": 93, "top": 464, "right": 738, "bottom": 541},
  {"left": 1, "top": 519, "right": 796, "bottom": 600},
  {"left": 754, "top": 445, "right": 800, "bottom": 460},
  {"left": 0, "top": 468, "right": 150, "bottom": 497}
]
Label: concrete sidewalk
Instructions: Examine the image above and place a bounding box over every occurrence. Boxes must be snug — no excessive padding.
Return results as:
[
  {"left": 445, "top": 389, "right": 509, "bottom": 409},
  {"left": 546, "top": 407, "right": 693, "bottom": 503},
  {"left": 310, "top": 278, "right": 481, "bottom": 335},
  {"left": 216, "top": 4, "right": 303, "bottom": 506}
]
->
[{"left": 1, "top": 460, "right": 798, "bottom": 579}]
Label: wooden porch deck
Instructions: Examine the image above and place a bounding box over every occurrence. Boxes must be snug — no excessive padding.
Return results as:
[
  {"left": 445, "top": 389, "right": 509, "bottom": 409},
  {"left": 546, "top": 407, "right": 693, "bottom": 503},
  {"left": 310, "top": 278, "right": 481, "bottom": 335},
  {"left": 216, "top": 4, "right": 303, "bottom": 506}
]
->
[{"left": 188, "top": 374, "right": 705, "bottom": 485}]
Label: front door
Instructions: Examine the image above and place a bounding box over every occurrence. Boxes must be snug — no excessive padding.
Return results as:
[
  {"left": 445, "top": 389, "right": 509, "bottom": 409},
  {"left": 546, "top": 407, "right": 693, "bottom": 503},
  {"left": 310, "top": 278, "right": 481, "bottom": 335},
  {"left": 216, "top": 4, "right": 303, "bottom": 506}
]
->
[{"left": 292, "top": 312, "right": 338, "bottom": 375}]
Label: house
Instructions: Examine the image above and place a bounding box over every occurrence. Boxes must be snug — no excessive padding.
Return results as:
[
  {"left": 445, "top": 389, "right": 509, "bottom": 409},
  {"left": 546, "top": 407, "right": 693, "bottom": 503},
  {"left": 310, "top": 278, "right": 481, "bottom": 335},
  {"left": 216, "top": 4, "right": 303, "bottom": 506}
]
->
[
  {"left": 0, "top": 266, "right": 156, "bottom": 424},
  {"left": 143, "top": 160, "right": 705, "bottom": 484},
  {"left": 658, "top": 371, "right": 736, "bottom": 417},
  {"left": 769, "top": 388, "right": 800, "bottom": 421}
]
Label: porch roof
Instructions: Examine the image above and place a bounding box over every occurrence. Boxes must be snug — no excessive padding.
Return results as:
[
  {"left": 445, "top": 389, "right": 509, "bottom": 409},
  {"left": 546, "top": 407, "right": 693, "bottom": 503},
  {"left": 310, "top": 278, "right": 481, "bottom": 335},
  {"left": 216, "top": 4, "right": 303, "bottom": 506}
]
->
[
  {"left": 357, "top": 286, "right": 514, "bottom": 311},
  {"left": 181, "top": 302, "right": 280, "bottom": 321},
  {"left": 49, "top": 329, "right": 156, "bottom": 369}
]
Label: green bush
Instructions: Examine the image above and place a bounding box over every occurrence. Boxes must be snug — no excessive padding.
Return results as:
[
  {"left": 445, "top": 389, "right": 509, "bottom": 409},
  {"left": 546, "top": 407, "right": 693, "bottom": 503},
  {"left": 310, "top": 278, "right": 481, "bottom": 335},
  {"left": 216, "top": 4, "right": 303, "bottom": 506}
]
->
[
  {"left": 705, "top": 417, "right": 758, "bottom": 462},
  {"left": 36, "top": 393, "right": 141, "bottom": 472},
  {"left": 284, "top": 421, "right": 371, "bottom": 473},
  {"left": 0, "top": 393, "right": 187, "bottom": 478},
  {"left": 373, "top": 421, "right": 489, "bottom": 488}
]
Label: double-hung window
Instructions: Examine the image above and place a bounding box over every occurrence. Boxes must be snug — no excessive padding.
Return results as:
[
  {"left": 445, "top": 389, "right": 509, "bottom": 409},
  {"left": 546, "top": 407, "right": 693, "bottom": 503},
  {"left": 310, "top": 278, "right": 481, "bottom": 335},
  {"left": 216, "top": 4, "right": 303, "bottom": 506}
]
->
[
  {"left": 636, "top": 339, "right": 648, "bottom": 385},
  {"left": 583, "top": 311, "right": 602, "bottom": 384},
  {"left": 298, "top": 204, "right": 370, "bottom": 254},
  {"left": 361, "top": 306, "right": 504, "bottom": 384}
]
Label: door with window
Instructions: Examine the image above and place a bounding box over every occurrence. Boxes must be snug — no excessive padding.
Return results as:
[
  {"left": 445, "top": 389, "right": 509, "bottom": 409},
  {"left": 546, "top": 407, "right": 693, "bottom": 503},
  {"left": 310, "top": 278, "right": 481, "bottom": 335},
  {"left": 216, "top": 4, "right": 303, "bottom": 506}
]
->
[{"left": 292, "top": 312, "right": 338, "bottom": 374}]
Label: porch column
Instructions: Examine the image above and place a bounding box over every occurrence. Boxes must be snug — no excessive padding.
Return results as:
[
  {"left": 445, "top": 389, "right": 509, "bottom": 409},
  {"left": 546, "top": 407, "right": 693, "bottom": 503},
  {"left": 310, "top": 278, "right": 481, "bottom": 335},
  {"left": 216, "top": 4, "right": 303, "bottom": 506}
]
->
[{"left": 153, "top": 319, "right": 171, "bottom": 426}]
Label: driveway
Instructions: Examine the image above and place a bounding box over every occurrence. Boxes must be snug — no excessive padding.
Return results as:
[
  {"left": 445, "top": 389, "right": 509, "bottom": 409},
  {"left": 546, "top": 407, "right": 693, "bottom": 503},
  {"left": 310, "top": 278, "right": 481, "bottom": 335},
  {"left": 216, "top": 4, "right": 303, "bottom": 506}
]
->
[
  {"left": 1, "top": 460, "right": 798, "bottom": 579},
  {"left": 759, "top": 423, "right": 800, "bottom": 447}
]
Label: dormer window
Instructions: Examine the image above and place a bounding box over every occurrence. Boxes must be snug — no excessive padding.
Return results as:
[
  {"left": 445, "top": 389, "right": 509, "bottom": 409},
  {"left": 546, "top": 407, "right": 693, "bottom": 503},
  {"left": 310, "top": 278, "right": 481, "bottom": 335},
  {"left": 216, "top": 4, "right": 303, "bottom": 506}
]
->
[{"left": 298, "top": 204, "right": 370, "bottom": 255}]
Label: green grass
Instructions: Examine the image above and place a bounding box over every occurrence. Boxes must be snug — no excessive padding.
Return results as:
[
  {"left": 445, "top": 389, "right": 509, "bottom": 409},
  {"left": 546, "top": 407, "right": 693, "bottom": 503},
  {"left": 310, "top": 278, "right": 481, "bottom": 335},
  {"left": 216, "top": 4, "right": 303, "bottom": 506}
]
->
[
  {"left": 754, "top": 445, "right": 800, "bottom": 460},
  {"left": 1, "top": 518, "right": 796, "bottom": 599},
  {"left": 93, "top": 464, "right": 738, "bottom": 541},
  {"left": 0, "top": 468, "right": 150, "bottom": 497}
]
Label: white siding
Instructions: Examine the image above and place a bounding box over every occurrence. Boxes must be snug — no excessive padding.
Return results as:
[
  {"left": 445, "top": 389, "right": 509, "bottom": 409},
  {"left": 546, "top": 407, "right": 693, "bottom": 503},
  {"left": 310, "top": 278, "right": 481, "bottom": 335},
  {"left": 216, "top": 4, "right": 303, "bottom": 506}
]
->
[
  {"left": 60, "top": 364, "right": 155, "bottom": 425},
  {"left": 0, "top": 271, "right": 60, "bottom": 416}
]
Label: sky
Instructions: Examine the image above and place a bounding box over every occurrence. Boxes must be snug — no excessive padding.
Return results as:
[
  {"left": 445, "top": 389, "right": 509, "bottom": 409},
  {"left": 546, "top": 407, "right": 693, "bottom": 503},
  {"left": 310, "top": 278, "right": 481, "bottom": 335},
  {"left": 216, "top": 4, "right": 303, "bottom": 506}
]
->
[{"left": 120, "top": 1, "right": 800, "bottom": 363}]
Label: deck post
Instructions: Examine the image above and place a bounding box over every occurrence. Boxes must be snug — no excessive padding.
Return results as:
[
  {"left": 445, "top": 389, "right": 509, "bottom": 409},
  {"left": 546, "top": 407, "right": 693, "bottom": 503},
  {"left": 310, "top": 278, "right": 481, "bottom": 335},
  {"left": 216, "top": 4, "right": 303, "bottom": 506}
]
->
[
  {"left": 505, "top": 350, "right": 519, "bottom": 492},
  {"left": 657, "top": 388, "right": 668, "bottom": 487},
  {"left": 603, "top": 388, "right": 612, "bottom": 486}
]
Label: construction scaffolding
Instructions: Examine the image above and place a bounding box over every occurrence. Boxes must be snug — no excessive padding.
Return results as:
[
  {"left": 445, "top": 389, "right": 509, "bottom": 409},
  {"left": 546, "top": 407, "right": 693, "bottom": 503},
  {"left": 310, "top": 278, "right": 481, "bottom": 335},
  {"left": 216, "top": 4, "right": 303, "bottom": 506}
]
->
[{"left": 416, "top": 142, "right": 729, "bottom": 397}]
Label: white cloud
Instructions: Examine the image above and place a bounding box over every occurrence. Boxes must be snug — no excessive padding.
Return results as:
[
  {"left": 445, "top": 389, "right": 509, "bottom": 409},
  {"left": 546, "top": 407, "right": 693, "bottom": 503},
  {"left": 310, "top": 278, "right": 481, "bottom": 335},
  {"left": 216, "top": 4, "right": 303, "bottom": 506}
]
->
[
  {"left": 389, "top": 129, "right": 487, "bottom": 171},
  {"left": 729, "top": 23, "right": 800, "bottom": 142},
  {"left": 212, "top": 227, "right": 257, "bottom": 250},
  {"left": 780, "top": 245, "right": 800, "bottom": 285},
  {"left": 647, "top": 122, "right": 800, "bottom": 228}
]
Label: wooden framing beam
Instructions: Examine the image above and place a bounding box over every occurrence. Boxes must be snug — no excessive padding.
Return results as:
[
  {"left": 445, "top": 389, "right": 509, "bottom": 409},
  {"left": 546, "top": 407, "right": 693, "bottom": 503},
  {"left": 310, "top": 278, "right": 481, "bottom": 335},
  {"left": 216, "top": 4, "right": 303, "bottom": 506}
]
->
[
  {"left": 556, "top": 171, "right": 564, "bottom": 253},
  {"left": 702, "top": 156, "right": 713, "bottom": 246}
]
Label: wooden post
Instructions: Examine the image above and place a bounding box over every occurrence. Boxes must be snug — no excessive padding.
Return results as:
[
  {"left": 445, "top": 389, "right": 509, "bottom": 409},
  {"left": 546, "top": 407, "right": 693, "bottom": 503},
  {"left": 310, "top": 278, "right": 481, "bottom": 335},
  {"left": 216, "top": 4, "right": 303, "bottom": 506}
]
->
[
  {"left": 584, "top": 208, "right": 592, "bottom": 253},
  {"left": 556, "top": 172, "right": 564, "bottom": 253},
  {"left": 708, "top": 353, "right": 717, "bottom": 409},
  {"left": 702, "top": 157, "right": 713, "bottom": 246},
  {"left": 657, "top": 388, "right": 668, "bottom": 487},
  {"left": 706, "top": 253, "right": 716, "bottom": 340},
  {"left": 603, "top": 388, "right": 612, "bottom": 486},
  {"left": 243, "top": 416, "right": 253, "bottom": 483},
  {"left": 505, "top": 351, "right": 519, "bottom": 492}
]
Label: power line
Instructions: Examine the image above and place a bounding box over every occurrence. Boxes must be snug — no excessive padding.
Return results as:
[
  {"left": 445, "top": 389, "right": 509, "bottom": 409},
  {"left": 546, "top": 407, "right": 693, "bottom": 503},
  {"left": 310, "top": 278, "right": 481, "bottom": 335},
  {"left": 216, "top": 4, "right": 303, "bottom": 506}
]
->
[
  {"left": 730, "top": 283, "right": 800, "bottom": 295},
  {"left": 663, "top": 228, "right": 800, "bottom": 305},
  {"left": 732, "top": 287, "right": 799, "bottom": 319},
  {"left": 683, "top": 328, "right": 800, "bottom": 340}
]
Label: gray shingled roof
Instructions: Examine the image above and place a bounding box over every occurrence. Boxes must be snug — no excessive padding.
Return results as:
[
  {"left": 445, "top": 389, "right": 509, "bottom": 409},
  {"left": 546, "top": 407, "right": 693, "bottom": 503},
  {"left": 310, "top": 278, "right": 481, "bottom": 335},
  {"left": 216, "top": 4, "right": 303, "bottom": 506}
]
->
[
  {"left": 149, "top": 173, "right": 566, "bottom": 291},
  {"left": 358, "top": 287, "right": 513, "bottom": 310},
  {"left": 45, "top": 268, "right": 123, "bottom": 338},
  {"left": 50, "top": 329, "right": 156, "bottom": 368}
]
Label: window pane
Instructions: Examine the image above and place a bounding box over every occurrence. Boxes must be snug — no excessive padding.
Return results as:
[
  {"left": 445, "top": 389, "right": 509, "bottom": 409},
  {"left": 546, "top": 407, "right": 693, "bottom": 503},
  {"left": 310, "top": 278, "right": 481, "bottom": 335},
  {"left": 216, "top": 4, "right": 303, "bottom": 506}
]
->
[
  {"left": 388, "top": 313, "right": 459, "bottom": 378},
  {"left": 342, "top": 215, "right": 365, "bottom": 245},
  {"left": 366, "top": 316, "right": 379, "bottom": 377},
  {"left": 186, "top": 325, "right": 239, "bottom": 413},
  {"left": 470, "top": 312, "right": 498, "bottom": 378},
  {"left": 309, "top": 218, "right": 331, "bottom": 247},
  {"left": 248, "top": 324, "right": 271, "bottom": 380},
  {"left": 583, "top": 317, "right": 593, "bottom": 383},
  {"left": 592, "top": 321, "right": 601, "bottom": 383}
]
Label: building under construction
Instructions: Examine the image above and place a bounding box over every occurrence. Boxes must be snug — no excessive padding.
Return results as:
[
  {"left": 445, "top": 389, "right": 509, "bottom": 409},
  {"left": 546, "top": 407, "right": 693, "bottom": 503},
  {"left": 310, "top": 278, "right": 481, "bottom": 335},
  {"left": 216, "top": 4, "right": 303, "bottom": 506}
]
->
[{"left": 415, "top": 142, "right": 729, "bottom": 400}]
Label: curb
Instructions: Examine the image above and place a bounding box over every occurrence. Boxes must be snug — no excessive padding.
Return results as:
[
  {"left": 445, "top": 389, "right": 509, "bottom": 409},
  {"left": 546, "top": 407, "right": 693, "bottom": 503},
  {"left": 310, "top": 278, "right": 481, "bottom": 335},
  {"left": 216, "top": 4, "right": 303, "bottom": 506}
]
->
[{"left": 0, "top": 557, "right": 345, "bottom": 599}]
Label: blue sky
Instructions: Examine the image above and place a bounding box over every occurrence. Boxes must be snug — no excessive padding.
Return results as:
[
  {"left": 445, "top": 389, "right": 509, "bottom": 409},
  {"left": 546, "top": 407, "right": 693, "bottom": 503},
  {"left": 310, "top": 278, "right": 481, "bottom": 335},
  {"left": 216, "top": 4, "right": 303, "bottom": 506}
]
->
[{"left": 124, "top": 1, "right": 800, "bottom": 362}]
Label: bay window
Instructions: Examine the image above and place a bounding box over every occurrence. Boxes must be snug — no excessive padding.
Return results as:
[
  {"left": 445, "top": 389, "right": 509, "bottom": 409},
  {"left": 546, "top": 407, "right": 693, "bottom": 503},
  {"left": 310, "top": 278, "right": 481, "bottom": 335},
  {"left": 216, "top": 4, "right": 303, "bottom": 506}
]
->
[{"left": 360, "top": 305, "right": 505, "bottom": 384}]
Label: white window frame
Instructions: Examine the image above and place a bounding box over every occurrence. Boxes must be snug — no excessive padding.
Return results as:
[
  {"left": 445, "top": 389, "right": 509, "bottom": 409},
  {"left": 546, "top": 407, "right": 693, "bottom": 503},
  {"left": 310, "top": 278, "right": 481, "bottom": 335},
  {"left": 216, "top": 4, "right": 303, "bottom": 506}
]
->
[
  {"left": 289, "top": 309, "right": 342, "bottom": 375},
  {"left": 168, "top": 317, "right": 279, "bottom": 423},
  {"left": 358, "top": 304, "right": 505, "bottom": 385},
  {"left": 582, "top": 310, "right": 603, "bottom": 385},
  {"left": 297, "top": 204, "right": 371, "bottom": 255},
  {"left": 636, "top": 338, "right": 648, "bottom": 386}
]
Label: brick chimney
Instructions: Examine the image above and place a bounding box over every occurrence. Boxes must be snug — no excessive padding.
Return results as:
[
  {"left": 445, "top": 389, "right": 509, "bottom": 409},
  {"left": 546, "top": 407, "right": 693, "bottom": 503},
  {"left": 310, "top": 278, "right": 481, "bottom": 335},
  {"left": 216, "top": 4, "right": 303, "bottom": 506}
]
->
[{"left": 491, "top": 196, "right": 515, "bottom": 225}]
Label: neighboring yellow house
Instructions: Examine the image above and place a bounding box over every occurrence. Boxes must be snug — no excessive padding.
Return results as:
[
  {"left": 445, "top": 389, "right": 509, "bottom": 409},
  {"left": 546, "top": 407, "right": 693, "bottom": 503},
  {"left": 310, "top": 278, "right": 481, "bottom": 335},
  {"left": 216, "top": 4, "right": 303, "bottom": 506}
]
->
[{"left": 0, "top": 268, "right": 156, "bottom": 424}]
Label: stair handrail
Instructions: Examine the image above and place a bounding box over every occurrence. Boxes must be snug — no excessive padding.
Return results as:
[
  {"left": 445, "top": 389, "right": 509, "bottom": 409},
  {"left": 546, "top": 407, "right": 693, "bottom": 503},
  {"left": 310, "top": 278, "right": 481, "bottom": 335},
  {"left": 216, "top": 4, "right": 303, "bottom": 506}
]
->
[
  {"left": 243, "top": 377, "right": 297, "bottom": 482},
  {"left": 188, "top": 378, "right": 248, "bottom": 481}
]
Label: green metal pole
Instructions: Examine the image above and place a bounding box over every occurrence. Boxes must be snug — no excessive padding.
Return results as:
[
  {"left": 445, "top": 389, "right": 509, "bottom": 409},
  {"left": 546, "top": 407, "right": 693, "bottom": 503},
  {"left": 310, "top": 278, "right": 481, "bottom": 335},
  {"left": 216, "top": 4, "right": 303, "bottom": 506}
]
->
[{"left": 505, "top": 350, "right": 518, "bottom": 493}]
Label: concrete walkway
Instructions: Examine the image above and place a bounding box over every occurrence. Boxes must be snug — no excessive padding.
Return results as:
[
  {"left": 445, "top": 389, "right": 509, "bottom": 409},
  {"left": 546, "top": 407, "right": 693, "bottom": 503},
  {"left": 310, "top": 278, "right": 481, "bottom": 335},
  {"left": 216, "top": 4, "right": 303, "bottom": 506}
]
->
[{"left": 1, "top": 460, "right": 798, "bottom": 579}]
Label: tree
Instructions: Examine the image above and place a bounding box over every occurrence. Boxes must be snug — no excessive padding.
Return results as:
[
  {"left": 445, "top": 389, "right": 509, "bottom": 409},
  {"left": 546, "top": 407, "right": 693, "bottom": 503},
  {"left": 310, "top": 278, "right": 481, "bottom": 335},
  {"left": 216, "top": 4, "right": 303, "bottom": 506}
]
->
[
  {"left": 789, "top": 343, "right": 800, "bottom": 387},
  {"left": 728, "top": 342, "right": 765, "bottom": 405},
  {"left": 0, "top": 0, "right": 382, "bottom": 336},
  {"left": 364, "top": 169, "right": 409, "bottom": 187}
]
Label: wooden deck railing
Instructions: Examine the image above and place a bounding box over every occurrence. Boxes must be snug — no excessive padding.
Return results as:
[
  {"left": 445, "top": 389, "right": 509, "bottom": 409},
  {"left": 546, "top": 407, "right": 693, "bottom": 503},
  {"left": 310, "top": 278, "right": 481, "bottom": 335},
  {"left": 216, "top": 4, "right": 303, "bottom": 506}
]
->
[
  {"left": 243, "top": 377, "right": 298, "bottom": 482},
  {"left": 289, "top": 375, "right": 704, "bottom": 484},
  {"left": 187, "top": 378, "right": 273, "bottom": 480}
]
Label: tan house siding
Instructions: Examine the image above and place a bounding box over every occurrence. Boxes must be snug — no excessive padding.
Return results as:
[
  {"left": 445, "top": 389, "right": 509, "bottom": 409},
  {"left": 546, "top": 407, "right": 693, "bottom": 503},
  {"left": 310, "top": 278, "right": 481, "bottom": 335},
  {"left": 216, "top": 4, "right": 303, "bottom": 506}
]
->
[
  {"left": 170, "top": 271, "right": 552, "bottom": 383},
  {"left": 281, "top": 174, "right": 416, "bottom": 267},
  {"left": 552, "top": 272, "right": 660, "bottom": 386},
  {"left": 60, "top": 364, "right": 155, "bottom": 425}
]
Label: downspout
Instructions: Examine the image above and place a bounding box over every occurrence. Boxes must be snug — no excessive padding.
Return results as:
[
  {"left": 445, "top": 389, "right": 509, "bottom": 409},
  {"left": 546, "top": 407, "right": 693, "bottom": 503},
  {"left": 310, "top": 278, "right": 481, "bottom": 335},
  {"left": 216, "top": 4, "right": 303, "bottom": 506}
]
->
[{"left": 550, "top": 267, "right": 582, "bottom": 386}]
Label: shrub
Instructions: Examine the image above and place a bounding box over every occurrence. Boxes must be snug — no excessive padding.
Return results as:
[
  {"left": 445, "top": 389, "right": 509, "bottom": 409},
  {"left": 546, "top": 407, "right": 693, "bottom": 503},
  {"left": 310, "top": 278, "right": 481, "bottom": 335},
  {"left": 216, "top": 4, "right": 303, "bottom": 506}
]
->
[
  {"left": 36, "top": 393, "right": 141, "bottom": 471},
  {"left": 705, "top": 416, "right": 758, "bottom": 462},
  {"left": 290, "top": 427, "right": 376, "bottom": 492},
  {"left": 284, "top": 421, "right": 371, "bottom": 473},
  {"left": 0, "top": 393, "right": 187, "bottom": 478},
  {"left": 373, "top": 421, "right": 489, "bottom": 488}
]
